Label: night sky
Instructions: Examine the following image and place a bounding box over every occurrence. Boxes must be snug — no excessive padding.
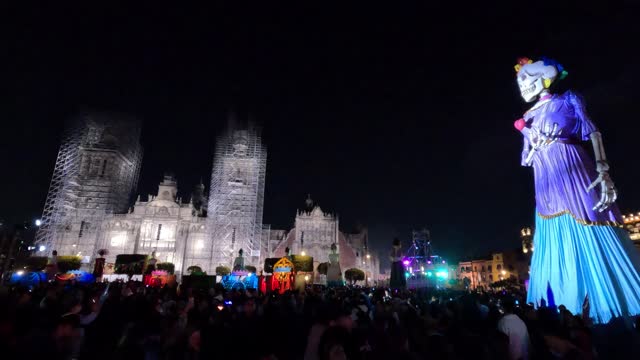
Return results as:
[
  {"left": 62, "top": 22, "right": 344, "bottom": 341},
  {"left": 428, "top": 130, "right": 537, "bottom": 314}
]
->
[{"left": 3, "top": 2, "right": 639, "bottom": 263}]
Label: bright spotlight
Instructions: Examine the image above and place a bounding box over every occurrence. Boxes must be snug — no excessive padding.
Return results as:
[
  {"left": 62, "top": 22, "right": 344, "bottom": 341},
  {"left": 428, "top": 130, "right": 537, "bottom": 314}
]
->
[
  {"left": 301, "top": 251, "right": 306, "bottom": 256},
  {"left": 16, "top": 270, "right": 24, "bottom": 276},
  {"left": 35, "top": 219, "right": 42, "bottom": 226},
  {"left": 304, "top": 275, "right": 310, "bottom": 281},
  {"left": 38, "top": 245, "right": 46, "bottom": 252}
]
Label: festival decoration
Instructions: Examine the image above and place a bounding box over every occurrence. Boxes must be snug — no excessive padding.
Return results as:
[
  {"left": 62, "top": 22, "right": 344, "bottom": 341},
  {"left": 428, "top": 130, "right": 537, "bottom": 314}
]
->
[
  {"left": 272, "top": 257, "right": 294, "bottom": 293},
  {"left": 514, "top": 57, "right": 640, "bottom": 323},
  {"left": 55, "top": 270, "right": 95, "bottom": 283}
]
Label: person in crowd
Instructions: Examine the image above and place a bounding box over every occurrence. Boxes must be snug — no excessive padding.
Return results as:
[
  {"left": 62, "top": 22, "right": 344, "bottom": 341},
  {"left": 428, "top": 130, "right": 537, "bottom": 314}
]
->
[
  {"left": 497, "top": 297, "right": 531, "bottom": 360},
  {"left": 1, "top": 277, "right": 638, "bottom": 359}
]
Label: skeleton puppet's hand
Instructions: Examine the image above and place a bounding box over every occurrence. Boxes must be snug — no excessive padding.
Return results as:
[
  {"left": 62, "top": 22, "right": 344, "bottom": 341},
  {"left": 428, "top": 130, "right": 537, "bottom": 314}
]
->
[
  {"left": 524, "top": 123, "right": 562, "bottom": 166},
  {"left": 587, "top": 170, "right": 617, "bottom": 212}
]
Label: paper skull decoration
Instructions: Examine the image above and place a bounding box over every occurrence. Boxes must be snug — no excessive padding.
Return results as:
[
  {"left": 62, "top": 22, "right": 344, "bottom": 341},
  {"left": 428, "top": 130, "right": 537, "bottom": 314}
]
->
[{"left": 516, "top": 59, "right": 558, "bottom": 103}]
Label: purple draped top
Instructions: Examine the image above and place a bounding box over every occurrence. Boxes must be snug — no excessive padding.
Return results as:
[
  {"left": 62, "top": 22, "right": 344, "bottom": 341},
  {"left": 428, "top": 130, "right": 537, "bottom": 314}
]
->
[{"left": 519, "top": 91, "right": 621, "bottom": 224}]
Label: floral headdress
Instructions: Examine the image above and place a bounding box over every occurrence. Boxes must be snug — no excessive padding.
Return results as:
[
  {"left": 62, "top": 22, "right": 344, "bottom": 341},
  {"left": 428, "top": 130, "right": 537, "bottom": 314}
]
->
[
  {"left": 540, "top": 56, "right": 568, "bottom": 80},
  {"left": 514, "top": 56, "right": 568, "bottom": 80},
  {"left": 514, "top": 57, "right": 533, "bottom": 73}
]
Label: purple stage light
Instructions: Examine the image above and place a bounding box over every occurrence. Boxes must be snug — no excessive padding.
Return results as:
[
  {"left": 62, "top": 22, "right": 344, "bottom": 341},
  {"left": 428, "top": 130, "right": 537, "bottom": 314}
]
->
[{"left": 403, "top": 260, "right": 410, "bottom": 266}]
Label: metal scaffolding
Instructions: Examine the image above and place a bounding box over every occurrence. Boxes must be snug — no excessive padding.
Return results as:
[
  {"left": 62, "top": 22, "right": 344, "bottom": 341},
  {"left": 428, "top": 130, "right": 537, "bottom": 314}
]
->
[
  {"left": 35, "top": 113, "right": 143, "bottom": 256},
  {"left": 207, "top": 124, "right": 266, "bottom": 270},
  {"left": 404, "top": 228, "right": 433, "bottom": 271}
]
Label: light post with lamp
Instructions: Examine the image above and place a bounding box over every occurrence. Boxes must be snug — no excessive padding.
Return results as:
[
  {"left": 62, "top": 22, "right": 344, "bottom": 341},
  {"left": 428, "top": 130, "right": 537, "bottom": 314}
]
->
[{"left": 365, "top": 253, "right": 371, "bottom": 287}]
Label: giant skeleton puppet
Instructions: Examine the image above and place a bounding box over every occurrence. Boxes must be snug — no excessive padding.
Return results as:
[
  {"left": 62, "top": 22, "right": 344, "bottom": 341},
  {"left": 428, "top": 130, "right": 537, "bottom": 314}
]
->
[{"left": 514, "top": 57, "right": 640, "bottom": 323}]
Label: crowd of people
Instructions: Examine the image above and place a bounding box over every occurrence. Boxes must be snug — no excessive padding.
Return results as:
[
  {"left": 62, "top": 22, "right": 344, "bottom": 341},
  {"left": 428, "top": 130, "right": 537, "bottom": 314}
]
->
[{"left": 1, "top": 280, "right": 639, "bottom": 360}]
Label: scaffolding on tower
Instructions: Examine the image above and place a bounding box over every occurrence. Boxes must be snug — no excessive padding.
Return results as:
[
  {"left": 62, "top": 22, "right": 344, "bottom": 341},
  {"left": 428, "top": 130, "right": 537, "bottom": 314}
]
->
[
  {"left": 207, "top": 122, "right": 266, "bottom": 272},
  {"left": 404, "top": 228, "right": 432, "bottom": 271},
  {"left": 34, "top": 113, "right": 143, "bottom": 256},
  {"left": 403, "top": 228, "right": 449, "bottom": 287}
]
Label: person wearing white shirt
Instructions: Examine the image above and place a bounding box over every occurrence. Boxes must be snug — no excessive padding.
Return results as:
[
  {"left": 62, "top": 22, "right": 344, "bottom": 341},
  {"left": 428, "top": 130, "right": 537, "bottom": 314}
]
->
[{"left": 497, "top": 299, "right": 530, "bottom": 360}]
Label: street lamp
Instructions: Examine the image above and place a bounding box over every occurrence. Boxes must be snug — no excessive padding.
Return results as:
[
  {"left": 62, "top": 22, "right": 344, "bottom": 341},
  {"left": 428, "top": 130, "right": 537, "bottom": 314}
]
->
[
  {"left": 35, "top": 219, "right": 42, "bottom": 227},
  {"left": 301, "top": 250, "right": 306, "bottom": 256},
  {"left": 366, "top": 254, "right": 370, "bottom": 259}
]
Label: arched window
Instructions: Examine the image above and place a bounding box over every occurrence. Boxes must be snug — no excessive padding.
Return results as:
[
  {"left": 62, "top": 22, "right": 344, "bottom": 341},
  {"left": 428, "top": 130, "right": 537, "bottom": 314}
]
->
[{"left": 497, "top": 264, "right": 502, "bottom": 270}]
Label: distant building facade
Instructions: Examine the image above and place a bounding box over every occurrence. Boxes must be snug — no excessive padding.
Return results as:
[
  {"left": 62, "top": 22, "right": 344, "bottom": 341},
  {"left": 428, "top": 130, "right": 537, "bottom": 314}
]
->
[
  {"left": 268, "top": 196, "right": 380, "bottom": 284},
  {"left": 622, "top": 212, "right": 640, "bottom": 251},
  {"left": 36, "top": 114, "right": 379, "bottom": 280},
  {"left": 36, "top": 115, "right": 267, "bottom": 276},
  {"left": 457, "top": 250, "right": 529, "bottom": 290}
]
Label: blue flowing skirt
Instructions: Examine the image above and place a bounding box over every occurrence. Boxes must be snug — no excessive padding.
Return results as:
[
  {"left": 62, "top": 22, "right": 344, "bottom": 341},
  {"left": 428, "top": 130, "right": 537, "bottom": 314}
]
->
[{"left": 527, "top": 212, "right": 640, "bottom": 323}]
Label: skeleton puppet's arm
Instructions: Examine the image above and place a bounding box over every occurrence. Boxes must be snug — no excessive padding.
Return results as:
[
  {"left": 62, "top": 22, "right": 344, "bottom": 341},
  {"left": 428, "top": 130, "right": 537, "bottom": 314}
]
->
[{"left": 587, "top": 131, "right": 617, "bottom": 211}]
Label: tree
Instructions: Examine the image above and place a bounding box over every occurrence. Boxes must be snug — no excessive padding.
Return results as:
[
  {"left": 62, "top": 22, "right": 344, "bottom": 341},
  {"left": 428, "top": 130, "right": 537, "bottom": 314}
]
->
[
  {"left": 344, "top": 268, "right": 365, "bottom": 285},
  {"left": 244, "top": 265, "right": 257, "bottom": 274},
  {"left": 156, "top": 262, "right": 175, "bottom": 274},
  {"left": 114, "top": 254, "right": 147, "bottom": 275},
  {"left": 291, "top": 255, "right": 314, "bottom": 272},
  {"left": 215, "top": 266, "right": 231, "bottom": 276},
  {"left": 490, "top": 277, "right": 520, "bottom": 290},
  {"left": 317, "top": 262, "right": 329, "bottom": 275},
  {"left": 16, "top": 256, "right": 48, "bottom": 271},
  {"left": 187, "top": 265, "right": 206, "bottom": 275},
  {"left": 57, "top": 256, "right": 82, "bottom": 273}
]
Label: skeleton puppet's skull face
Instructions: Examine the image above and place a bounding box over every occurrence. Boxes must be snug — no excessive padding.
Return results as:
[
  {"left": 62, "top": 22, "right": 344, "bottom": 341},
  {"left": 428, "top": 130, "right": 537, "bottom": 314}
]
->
[{"left": 517, "top": 60, "right": 558, "bottom": 103}]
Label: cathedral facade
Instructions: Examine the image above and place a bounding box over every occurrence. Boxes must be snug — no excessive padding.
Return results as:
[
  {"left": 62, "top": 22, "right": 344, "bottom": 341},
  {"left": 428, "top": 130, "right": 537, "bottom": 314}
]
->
[
  {"left": 36, "top": 114, "right": 379, "bottom": 281},
  {"left": 268, "top": 197, "right": 380, "bottom": 283}
]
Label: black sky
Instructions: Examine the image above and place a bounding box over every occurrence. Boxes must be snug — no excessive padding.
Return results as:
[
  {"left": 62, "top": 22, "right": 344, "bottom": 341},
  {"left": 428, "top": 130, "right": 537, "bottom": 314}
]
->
[{"left": 2, "top": 2, "right": 639, "bottom": 263}]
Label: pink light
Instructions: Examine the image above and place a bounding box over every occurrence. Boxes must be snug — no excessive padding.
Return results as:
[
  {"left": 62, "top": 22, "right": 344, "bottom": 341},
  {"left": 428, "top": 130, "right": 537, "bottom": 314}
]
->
[
  {"left": 403, "top": 260, "right": 410, "bottom": 266},
  {"left": 442, "top": 260, "right": 446, "bottom": 264},
  {"left": 427, "top": 261, "right": 432, "bottom": 264}
]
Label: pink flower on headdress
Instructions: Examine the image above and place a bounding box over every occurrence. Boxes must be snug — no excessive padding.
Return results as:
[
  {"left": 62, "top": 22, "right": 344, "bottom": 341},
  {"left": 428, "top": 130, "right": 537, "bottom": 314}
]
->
[{"left": 514, "top": 57, "right": 533, "bottom": 73}]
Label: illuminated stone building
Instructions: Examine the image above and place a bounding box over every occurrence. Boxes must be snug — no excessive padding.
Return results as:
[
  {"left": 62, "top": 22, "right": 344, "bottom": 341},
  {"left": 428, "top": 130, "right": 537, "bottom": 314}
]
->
[
  {"left": 457, "top": 250, "right": 529, "bottom": 290},
  {"left": 36, "top": 115, "right": 378, "bottom": 280},
  {"left": 622, "top": 212, "right": 640, "bottom": 251},
  {"left": 269, "top": 196, "right": 380, "bottom": 284}
]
